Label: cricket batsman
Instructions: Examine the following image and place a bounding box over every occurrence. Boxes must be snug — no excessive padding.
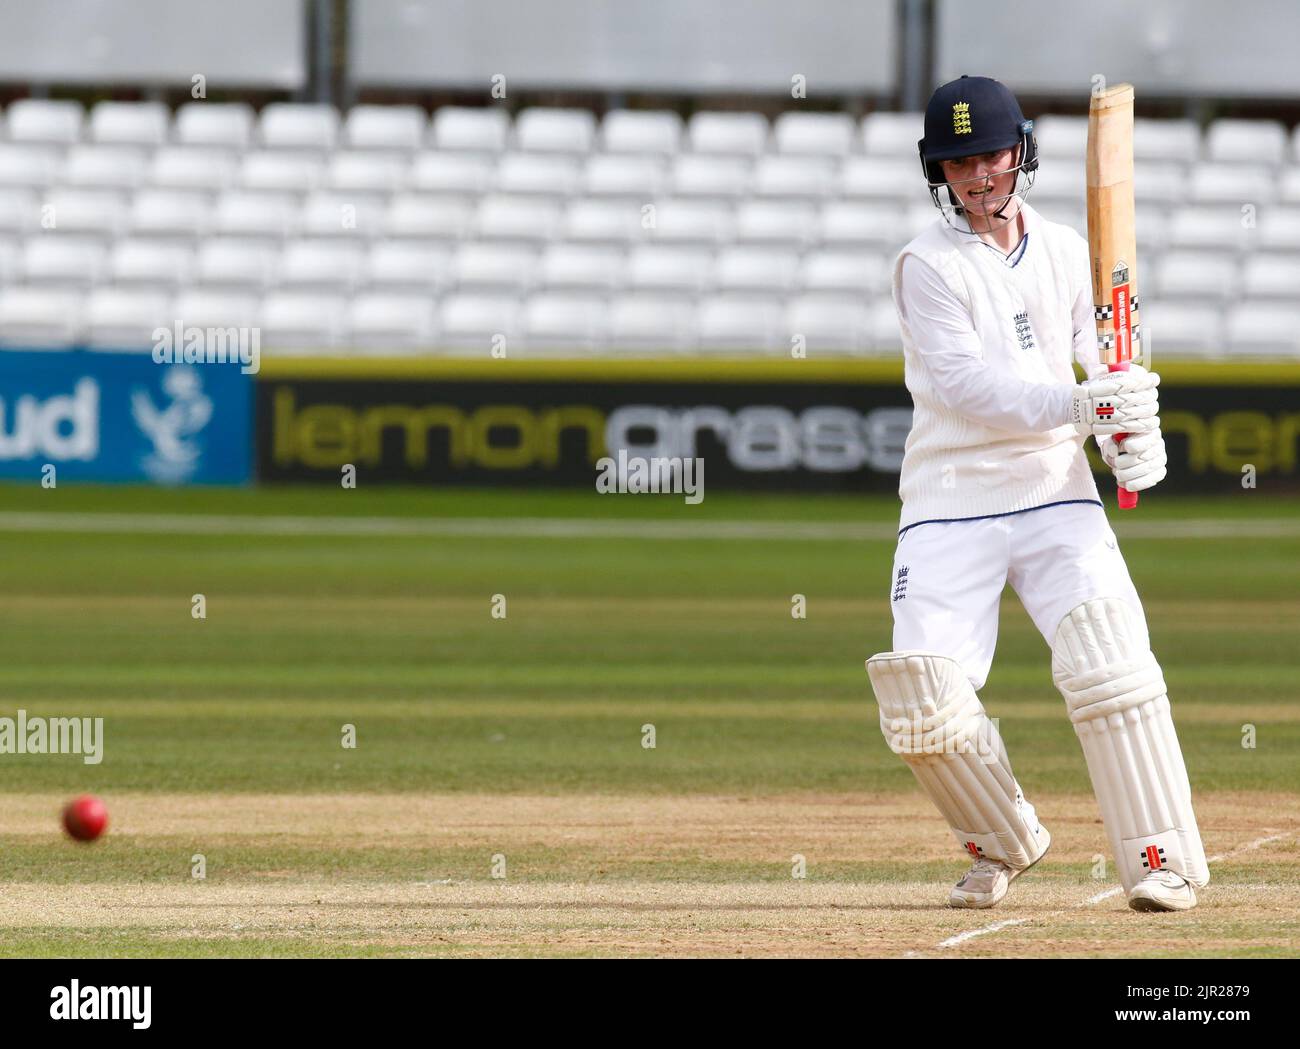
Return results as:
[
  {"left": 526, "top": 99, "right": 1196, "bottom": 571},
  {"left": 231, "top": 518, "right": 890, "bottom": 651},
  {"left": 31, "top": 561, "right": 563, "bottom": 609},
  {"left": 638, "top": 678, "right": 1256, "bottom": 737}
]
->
[{"left": 866, "top": 76, "right": 1209, "bottom": 912}]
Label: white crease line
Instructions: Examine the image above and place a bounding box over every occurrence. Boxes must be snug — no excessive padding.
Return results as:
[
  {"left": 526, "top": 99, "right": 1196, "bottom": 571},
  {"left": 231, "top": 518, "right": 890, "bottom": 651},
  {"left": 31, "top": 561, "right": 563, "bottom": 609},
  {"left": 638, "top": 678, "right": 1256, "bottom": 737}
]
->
[
  {"left": 925, "top": 832, "right": 1291, "bottom": 954},
  {"left": 937, "top": 918, "right": 1030, "bottom": 949},
  {"left": 1205, "top": 832, "right": 1287, "bottom": 864},
  {"left": 0, "top": 511, "right": 1296, "bottom": 543}
]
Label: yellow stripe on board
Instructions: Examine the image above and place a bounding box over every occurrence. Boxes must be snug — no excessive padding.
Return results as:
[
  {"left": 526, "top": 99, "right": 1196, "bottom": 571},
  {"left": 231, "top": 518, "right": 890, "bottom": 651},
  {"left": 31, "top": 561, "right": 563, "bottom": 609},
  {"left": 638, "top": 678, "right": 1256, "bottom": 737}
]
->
[{"left": 256, "top": 354, "right": 1300, "bottom": 387}]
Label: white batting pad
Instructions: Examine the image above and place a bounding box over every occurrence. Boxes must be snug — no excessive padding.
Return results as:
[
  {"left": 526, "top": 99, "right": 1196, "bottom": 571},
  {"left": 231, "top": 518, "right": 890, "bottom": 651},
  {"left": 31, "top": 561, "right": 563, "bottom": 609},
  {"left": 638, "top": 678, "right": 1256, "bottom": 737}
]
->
[
  {"left": 1053, "top": 598, "right": 1210, "bottom": 892},
  {"left": 867, "top": 650, "right": 1050, "bottom": 869}
]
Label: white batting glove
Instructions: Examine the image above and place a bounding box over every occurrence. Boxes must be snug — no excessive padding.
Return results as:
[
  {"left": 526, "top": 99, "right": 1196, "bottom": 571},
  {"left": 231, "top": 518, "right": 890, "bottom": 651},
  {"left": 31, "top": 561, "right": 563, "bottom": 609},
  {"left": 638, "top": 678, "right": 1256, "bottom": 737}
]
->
[
  {"left": 1099, "top": 429, "right": 1168, "bottom": 493},
  {"left": 1070, "top": 364, "right": 1161, "bottom": 437}
]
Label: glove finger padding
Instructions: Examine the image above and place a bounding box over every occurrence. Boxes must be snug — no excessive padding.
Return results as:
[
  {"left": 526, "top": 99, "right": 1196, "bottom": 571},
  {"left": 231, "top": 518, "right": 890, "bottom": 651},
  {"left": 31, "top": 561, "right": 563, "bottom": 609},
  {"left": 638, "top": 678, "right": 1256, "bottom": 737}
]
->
[{"left": 1114, "top": 430, "right": 1168, "bottom": 490}]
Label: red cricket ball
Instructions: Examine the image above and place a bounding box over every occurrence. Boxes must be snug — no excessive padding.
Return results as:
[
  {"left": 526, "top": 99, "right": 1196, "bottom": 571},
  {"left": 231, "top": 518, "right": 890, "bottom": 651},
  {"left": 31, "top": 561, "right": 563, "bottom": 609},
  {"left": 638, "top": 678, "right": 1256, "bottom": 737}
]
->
[{"left": 63, "top": 794, "right": 108, "bottom": 842}]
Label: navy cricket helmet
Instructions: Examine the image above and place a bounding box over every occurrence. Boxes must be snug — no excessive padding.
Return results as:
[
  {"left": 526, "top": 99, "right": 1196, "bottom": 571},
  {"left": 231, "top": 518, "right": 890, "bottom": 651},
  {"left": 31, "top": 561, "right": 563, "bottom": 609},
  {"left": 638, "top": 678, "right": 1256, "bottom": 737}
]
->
[{"left": 918, "top": 75, "right": 1039, "bottom": 215}]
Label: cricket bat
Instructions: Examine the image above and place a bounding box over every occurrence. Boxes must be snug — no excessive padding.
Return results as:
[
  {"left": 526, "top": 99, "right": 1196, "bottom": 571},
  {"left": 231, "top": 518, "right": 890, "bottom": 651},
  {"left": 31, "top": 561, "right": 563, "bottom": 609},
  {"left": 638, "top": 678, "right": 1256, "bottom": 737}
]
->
[{"left": 1086, "top": 83, "right": 1143, "bottom": 509}]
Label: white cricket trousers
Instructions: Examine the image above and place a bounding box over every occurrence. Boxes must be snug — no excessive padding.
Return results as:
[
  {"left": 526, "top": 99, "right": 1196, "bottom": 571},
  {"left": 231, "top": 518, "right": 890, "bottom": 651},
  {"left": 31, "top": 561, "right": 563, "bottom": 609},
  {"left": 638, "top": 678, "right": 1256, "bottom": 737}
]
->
[{"left": 889, "top": 500, "right": 1147, "bottom": 690}]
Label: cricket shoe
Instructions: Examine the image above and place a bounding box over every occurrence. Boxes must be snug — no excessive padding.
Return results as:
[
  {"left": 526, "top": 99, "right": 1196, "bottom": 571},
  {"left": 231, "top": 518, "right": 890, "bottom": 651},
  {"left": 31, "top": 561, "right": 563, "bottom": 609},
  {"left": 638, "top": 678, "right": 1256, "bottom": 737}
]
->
[
  {"left": 948, "top": 827, "right": 1052, "bottom": 909},
  {"left": 1128, "top": 869, "right": 1197, "bottom": 912}
]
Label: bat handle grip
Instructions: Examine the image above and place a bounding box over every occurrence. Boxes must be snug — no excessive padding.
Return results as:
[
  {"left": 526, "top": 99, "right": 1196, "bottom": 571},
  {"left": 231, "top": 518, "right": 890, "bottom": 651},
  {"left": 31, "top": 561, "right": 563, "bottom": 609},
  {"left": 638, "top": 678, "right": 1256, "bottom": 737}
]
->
[{"left": 1107, "top": 361, "right": 1139, "bottom": 509}]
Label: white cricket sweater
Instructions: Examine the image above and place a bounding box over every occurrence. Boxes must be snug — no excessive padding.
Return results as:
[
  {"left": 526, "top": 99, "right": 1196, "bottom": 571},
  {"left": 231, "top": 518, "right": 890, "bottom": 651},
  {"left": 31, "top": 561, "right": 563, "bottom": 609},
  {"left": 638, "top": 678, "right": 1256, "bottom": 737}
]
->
[{"left": 891, "top": 202, "right": 1105, "bottom": 532}]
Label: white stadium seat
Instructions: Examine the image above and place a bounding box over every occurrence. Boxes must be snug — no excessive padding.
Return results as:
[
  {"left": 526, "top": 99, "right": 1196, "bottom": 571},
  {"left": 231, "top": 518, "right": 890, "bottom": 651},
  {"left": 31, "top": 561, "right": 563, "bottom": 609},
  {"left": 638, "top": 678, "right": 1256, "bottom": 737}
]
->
[
  {"left": 600, "top": 110, "right": 683, "bottom": 155},
  {"left": 1133, "top": 163, "right": 1189, "bottom": 207},
  {"left": 799, "top": 250, "right": 887, "bottom": 294},
  {"left": 787, "top": 294, "right": 872, "bottom": 354},
  {"left": 733, "top": 201, "right": 814, "bottom": 247},
  {"left": 1258, "top": 207, "right": 1300, "bottom": 250},
  {"left": 1225, "top": 303, "right": 1300, "bottom": 358},
  {"left": 474, "top": 195, "right": 563, "bottom": 242},
  {"left": 868, "top": 298, "right": 904, "bottom": 354},
  {"left": 0, "top": 189, "right": 39, "bottom": 235},
  {"left": 670, "top": 155, "right": 751, "bottom": 199},
  {"left": 1280, "top": 169, "right": 1300, "bottom": 205},
  {"left": 173, "top": 288, "right": 260, "bottom": 329},
  {"left": 0, "top": 287, "right": 83, "bottom": 347},
  {"left": 436, "top": 293, "right": 521, "bottom": 350},
  {"left": 60, "top": 146, "right": 149, "bottom": 190},
  {"left": 108, "top": 239, "right": 194, "bottom": 289},
  {"left": 1188, "top": 164, "right": 1276, "bottom": 204},
  {"left": 563, "top": 199, "right": 647, "bottom": 244},
  {"left": 0, "top": 238, "right": 19, "bottom": 282},
  {"left": 429, "top": 106, "right": 511, "bottom": 153},
  {"left": 495, "top": 153, "right": 581, "bottom": 196},
  {"left": 841, "top": 156, "right": 922, "bottom": 202},
  {"left": 773, "top": 112, "right": 857, "bottom": 156},
  {"left": 820, "top": 201, "right": 907, "bottom": 248},
  {"left": 364, "top": 242, "right": 451, "bottom": 292},
  {"left": 697, "top": 294, "right": 784, "bottom": 352},
  {"left": 326, "top": 152, "right": 409, "bottom": 195},
  {"left": 450, "top": 243, "right": 538, "bottom": 293},
  {"left": 149, "top": 147, "right": 238, "bottom": 192},
  {"left": 860, "top": 112, "right": 924, "bottom": 157},
  {"left": 5, "top": 99, "right": 83, "bottom": 145},
  {"left": 1139, "top": 301, "right": 1223, "bottom": 359},
  {"left": 608, "top": 294, "right": 697, "bottom": 352},
  {"left": 213, "top": 191, "right": 298, "bottom": 240},
  {"left": 0, "top": 144, "right": 60, "bottom": 190},
  {"left": 299, "top": 192, "right": 383, "bottom": 237},
  {"left": 411, "top": 153, "right": 495, "bottom": 195},
  {"left": 342, "top": 105, "right": 426, "bottom": 151},
  {"left": 626, "top": 244, "right": 713, "bottom": 294},
  {"left": 347, "top": 293, "right": 437, "bottom": 349},
  {"left": 261, "top": 292, "right": 346, "bottom": 349},
  {"left": 538, "top": 244, "right": 626, "bottom": 293},
  {"left": 174, "top": 103, "right": 255, "bottom": 148},
  {"left": 515, "top": 107, "right": 597, "bottom": 155},
  {"left": 1166, "top": 206, "right": 1256, "bottom": 252},
  {"left": 1153, "top": 252, "right": 1237, "bottom": 301},
  {"left": 383, "top": 194, "right": 474, "bottom": 240},
  {"left": 1033, "top": 115, "right": 1089, "bottom": 161},
  {"left": 649, "top": 199, "right": 734, "bottom": 245},
  {"left": 1133, "top": 119, "right": 1200, "bottom": 165},
  {"left": 713, "top": 246, "right": 798, "bottom": 293},
  {"left": 1027, "top": 163, "right": 1086, "bottom": 206},
  {"left": 83, "top": 288, "right": 172, "bottom": 350},
  {"left": 751, "top": 156, "right": 838, "bottom": 199},
  {"left": 21, "top": 236, "right": 108, "bottom": 287},
  {"left": 257, "top": 103, "right": 340, "bottom": 151},
  {"left": 582, "top": 155, "right": 666, "bottom": 198},
  {"left": 194, "top": 239, "right": 281, "bottom": 291},
  {"left": 278, "top": 240, "right": 365, "bottom": 291},
  {"left": 521, "top": 293, "right": 607, "bottom": 352},
  {"left": 42, "top": 189, "right": 126, "bottom": 237},
  {"left": 1240, "top": 255, "right": 1300, "bottom": 299},
  {"left": 1206, "top": 119, "right": 1288, "bottom": 166},
  {"left": 687, "top": 112, "right": 769, "bottom": 157},
  {"left": 129, "top": 190, "right": 212, "bottom": 238},
  {"left": 88, "top": 101, "right": 169, "bottom": 146},
  {"left": 239, "top": 151, "right": 324, "bottom": 192}
]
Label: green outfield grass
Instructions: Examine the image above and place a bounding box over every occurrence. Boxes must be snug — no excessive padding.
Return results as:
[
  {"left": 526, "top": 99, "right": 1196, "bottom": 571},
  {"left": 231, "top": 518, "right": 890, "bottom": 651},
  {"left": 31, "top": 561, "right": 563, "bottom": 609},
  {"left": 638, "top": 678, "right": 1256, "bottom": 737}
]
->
[{"left": 0, "top": 484, "right": 1296, "bottom": 799}]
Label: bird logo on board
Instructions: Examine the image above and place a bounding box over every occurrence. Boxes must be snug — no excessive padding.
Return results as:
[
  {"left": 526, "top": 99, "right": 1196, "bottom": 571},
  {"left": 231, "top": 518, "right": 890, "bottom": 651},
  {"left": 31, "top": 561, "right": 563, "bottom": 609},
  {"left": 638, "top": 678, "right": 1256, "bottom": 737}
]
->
[
  {"left": 1140, "top": 845, "right": 1167, "bottom": 871},
  {"left": 952, "top": 101, "right": 972, "bottom": 135}
]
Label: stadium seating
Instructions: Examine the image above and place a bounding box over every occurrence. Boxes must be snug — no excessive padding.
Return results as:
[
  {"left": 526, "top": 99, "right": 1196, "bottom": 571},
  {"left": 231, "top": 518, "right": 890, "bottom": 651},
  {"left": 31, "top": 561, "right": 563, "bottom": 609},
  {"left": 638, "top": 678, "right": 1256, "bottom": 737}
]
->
[{"left": 0, "top": 98, "right": 1298, "bottom": 359}]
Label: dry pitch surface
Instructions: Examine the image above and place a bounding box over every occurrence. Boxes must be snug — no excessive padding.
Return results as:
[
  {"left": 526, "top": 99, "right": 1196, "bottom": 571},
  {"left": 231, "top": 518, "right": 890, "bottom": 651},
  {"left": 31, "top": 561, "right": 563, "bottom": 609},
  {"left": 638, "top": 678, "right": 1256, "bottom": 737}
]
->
[{"left": 3, "top": 791, "right": 1296, "bottom": 958}]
